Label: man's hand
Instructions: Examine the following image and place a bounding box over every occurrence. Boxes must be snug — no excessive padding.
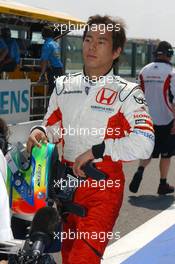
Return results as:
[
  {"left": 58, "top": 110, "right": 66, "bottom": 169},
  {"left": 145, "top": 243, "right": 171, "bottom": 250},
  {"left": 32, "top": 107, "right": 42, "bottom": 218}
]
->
[
  {"left": 73, "top": 149, "right": 95, "bottom": 177},
  {"left": 27, "top": 128, "right": 48, "bottom": 153}
]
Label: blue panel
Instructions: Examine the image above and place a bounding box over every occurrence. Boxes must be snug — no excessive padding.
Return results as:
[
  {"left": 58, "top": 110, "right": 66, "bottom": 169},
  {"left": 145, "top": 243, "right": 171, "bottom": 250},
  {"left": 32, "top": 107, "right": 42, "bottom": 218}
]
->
[{"left": 122, "top": 224, "right": 175, "bottom": 264}]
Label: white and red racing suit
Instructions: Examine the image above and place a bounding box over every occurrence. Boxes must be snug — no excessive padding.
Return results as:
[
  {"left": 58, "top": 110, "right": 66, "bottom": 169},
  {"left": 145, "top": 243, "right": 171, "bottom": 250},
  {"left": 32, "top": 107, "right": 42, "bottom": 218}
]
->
[
  {"left": 42, "top": 70, "right": 154, "bottom": 264},
  {"left": 139, "top": 60, "right": 175, "bottom": 125}
]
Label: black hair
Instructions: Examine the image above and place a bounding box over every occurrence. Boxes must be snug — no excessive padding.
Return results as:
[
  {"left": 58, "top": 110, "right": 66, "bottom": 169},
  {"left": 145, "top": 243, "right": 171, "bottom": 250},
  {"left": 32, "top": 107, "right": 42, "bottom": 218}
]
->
[
  {"left": 83, "top": 15, "right": 126, "bottom": 51},
  {"left": 83, "top": 15, "right": 126, "bottom": 65},
  {"left": 42, "top": 26, "right": 54, "bottom": 38},
  {"left": 154, "top": 41, "right": 174, "bottom": 58}
]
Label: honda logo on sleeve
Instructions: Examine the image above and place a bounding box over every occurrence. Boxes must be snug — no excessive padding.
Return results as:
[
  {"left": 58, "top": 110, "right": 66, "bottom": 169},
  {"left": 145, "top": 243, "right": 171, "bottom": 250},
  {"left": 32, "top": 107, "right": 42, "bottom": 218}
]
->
[{"left": 96, "top": 88, "right": 117, "bottom": 105}]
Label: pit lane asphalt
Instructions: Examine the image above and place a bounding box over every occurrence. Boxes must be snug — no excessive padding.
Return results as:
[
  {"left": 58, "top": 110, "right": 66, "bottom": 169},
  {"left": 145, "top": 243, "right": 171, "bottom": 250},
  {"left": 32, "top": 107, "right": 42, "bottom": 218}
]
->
[{"left": 113, "top": 157, "right": 175, "bottom": 242}]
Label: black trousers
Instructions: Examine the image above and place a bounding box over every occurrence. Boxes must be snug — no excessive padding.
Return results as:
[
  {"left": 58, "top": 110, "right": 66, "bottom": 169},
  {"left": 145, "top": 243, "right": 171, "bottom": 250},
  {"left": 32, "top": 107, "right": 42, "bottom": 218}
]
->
[{"left": 47, "top": 67, "right": 63, "bottom": 95}]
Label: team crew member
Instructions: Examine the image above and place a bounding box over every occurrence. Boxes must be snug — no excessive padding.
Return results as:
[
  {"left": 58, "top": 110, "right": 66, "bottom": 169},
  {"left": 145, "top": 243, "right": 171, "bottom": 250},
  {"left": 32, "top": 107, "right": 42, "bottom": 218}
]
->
[
  {"left": 0, "top": 27, "right": 20, "bottom": 73},
  {"left": 27, "top": 15, "right": 154, "bottom": 264},
  {"left": 39, "top": 26, "right": 63, "bottom": 95},
  {"left": 0, "top": 38, "right": 8, "bottom": 66},
  {"left": 0, "top": 118, "right": 13, "bottom": 263},
  {"left": 129, "top": 41, "right": 175, "bottom": 195}
]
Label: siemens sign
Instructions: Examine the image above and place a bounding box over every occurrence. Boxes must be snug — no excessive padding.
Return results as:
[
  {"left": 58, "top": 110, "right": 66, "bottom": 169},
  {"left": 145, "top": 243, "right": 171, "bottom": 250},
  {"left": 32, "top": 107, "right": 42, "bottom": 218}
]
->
[
  {"left": 0, "top": 90, "right": 29, "bottom": 114},
  {"left": 0, "top": 80, "right": 30, "bottom": 124}
]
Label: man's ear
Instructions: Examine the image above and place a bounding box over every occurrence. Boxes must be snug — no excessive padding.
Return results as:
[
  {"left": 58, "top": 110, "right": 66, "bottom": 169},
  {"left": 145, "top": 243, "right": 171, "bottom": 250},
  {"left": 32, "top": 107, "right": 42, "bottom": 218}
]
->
[{"left": 113, "top": 47, "right": 122, "bottom": 61}]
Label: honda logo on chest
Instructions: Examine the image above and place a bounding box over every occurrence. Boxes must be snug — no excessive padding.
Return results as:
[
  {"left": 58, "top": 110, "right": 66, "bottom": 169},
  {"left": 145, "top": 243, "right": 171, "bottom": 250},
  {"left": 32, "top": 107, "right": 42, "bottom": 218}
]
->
[{"left": 96, "top": 88, "right": 117, "bottom": 105}]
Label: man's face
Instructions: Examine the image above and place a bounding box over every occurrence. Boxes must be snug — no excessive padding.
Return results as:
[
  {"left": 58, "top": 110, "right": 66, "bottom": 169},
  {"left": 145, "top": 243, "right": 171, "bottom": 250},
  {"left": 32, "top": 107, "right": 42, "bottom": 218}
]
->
[{"left": 83, "top": 25, "right": 121, "bottom": 75}]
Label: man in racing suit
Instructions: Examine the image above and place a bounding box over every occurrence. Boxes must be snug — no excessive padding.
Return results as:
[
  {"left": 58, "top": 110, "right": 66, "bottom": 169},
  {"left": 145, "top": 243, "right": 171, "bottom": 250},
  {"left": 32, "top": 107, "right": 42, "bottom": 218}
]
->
[
  {"left": 27, "top": 15, "right": 154, "bottom": 264},
  {"left": 129, "top": 41, "right": 175, "bottom": 195}
]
